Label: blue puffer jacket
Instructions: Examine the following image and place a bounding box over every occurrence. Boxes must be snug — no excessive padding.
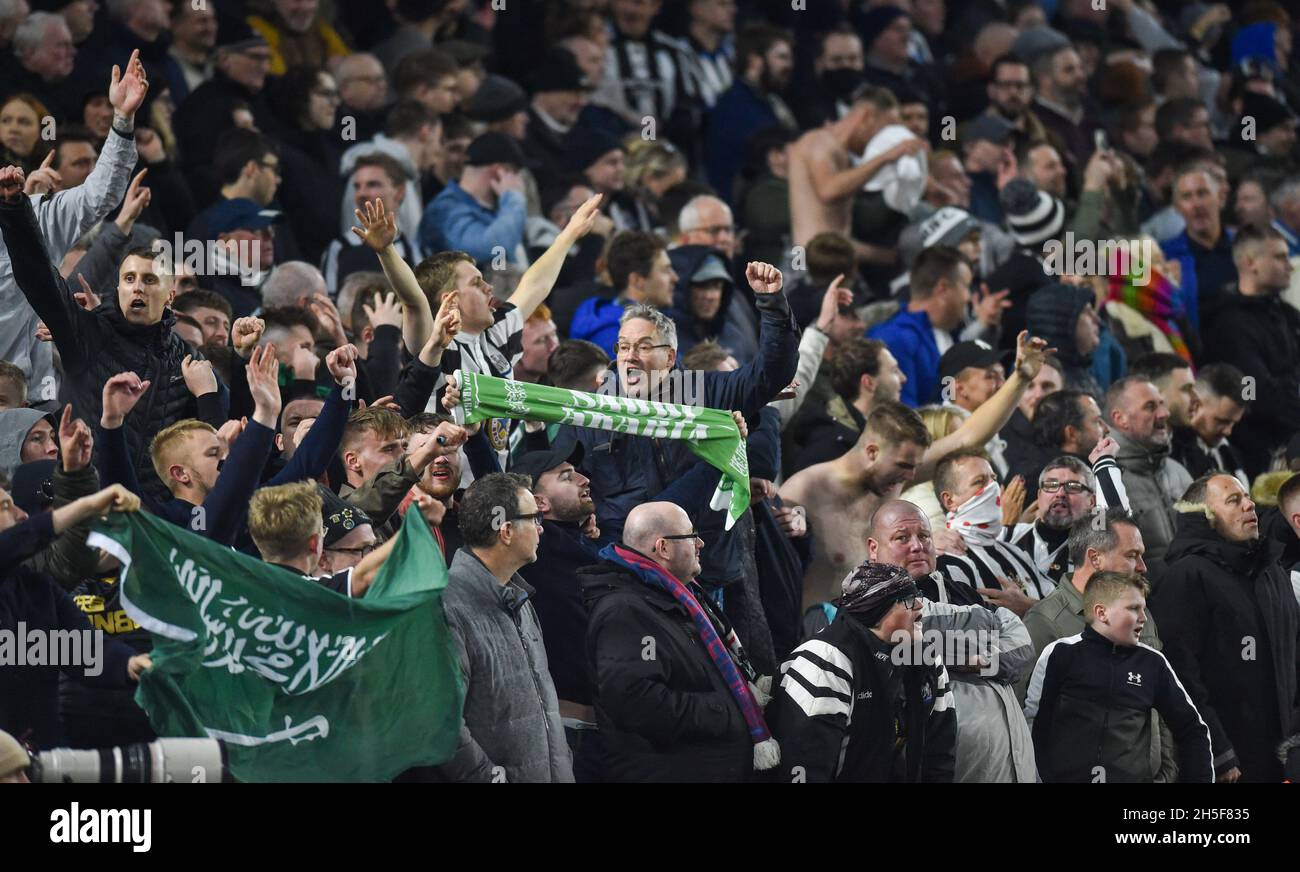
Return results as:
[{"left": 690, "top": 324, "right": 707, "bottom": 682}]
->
[
  {"left": 569, "top": 295, "right": 625, "bottom": 357},
  {"left": 561, "top": 290, "right": 799, "bottom": 588}
]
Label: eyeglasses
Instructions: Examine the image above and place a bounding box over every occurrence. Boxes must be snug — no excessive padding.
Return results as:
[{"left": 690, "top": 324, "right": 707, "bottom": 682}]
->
[
  {"left": 326, "top": 542, "right": 379, "bottom": 557},
  {"left": 896, "top": 595, "right": 921, "bottom": 610},
  {"left": 510, "top": 512, "right": 545, "bottom": 527},
  {"left": 691, "top": 224, "right": 734, "bottom": 237},
  {"left": 660, "top": 532, "right": 703, "bottom": 542},
  {"left": 312, "top": 88, "right": 341, "bottom": 101},
  {"left": 616, "top": 340, "right": 671, "bottom": 356},
  {"left": 259, "top": 160, "right": 281, "bottom": 177},
  {"left": 1040, "top": 480, "right": 1092, "bottom": 495}
]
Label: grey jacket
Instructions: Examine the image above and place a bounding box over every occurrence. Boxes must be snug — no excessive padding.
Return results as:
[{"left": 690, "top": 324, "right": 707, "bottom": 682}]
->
[
  {"left": 925, "top": 574, "right": 1038, "bottom": 783},
  {"left": 1111, "top": 430, "right": 1192, "bottom": 583},
  {"left": 0, "top": 126, "right": 136, "bottom": 394},
  {"left": 437, "top": 548, "right": 573, "bottom": 783},
  {"left": 1020, "top": 575, "right": 1178, "bottom": 782}
]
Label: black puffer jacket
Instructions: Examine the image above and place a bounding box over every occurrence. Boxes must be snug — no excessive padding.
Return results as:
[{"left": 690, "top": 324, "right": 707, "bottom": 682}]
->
[
  {"left": 580, "top": 559, "right": 753, "bottom": 782},
  {"left": 1151, "top": 512, "right": 1300, "bottom": 782},
  {"left": 0, "top": 193, "right": 227, "bottom": 485}
]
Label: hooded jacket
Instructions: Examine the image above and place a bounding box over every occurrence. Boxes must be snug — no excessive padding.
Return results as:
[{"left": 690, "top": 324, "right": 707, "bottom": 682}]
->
[
  {"left": 1151, "top": 512, "right": 1300, "bottom": 782},
  {"left": 1109, "top": 429, "right": 1192, "bottom": 585},
  {"left": 0, "top": 408, "right": 53, "bottom": 473},
  {"left": 579, "top": 557, "right": 754, "bottom": 782},
  {"left": 1025, "top": 283, "right": 1109, "bottom": 394},
  {"left": 568, "top": 294, "right": 625, "bottom": 357},
  {"left": 436, "top": 549, "right": 574, "bottom": 783},
  {"left": 0, "top": 194, "right": 228, "bottom": 490},
  {"left": 666, "top": 245, "right": 758, "bottom": 363},
  {"left": 1200, "top": 286, "right": 1300, "bottom": 478}
]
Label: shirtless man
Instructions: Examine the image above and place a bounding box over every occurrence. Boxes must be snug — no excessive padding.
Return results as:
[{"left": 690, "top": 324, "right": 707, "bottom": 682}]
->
[
  {"left": 788, "top": 84, "right": 926, "bottom": 265},
  {"left": 782, "top": 330, "right": 1051, "bottom": 608}
]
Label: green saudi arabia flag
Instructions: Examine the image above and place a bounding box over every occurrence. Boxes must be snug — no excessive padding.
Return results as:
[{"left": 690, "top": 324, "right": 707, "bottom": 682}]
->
[
  {"left": 454, "top": 369, "right": 750, "bottom": 528},
  {"left": 86, "top": 508, "right": 463, "bottom": 783}
]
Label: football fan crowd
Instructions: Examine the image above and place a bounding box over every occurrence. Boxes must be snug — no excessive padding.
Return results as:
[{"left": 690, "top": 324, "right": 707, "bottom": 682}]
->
[{"left": 1, "top": 0, "right": 1299, "bottom": 784}]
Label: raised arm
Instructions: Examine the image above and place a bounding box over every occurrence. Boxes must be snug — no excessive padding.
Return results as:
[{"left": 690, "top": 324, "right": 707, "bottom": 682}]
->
[
  {"left": 916, "top": 331, "right": 1053, "bottom": 483},
  {"left": 270, "top": 344, "right": 360, "bottom": 485},
  {"left": 808, "top": 136, "right": 927, "bottom": 204},
  {"left": 352, "top": 198, "right": 433, "bottom": 355},
  {"left": 507, "top": 193, "right": 603, "bottom": 320}
]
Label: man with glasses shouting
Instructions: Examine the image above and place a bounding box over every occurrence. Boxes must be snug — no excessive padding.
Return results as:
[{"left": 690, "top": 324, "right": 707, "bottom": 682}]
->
[{"left": 1001, "top": 437, "right": 1131, "bottom": 586}]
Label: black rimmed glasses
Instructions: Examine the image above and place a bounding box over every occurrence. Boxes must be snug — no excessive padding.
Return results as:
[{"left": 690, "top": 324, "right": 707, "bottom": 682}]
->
[
  {"left": 1040, "top": 480, "right": 1092, "bottom": 495},
  {"left": 661, "top": 532, "right": 703, "bottom": 542},
  {"left": 510, "top": 512, "right": 545, "bottom": 527}
]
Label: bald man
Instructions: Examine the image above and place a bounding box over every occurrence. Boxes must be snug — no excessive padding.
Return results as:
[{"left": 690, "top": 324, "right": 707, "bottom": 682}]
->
[
  {"left": 858, "top": 499, "right": 1037, "bottom": 782},
  {"left": 580, "top": 502, "right": 767, "bottom": 782}
]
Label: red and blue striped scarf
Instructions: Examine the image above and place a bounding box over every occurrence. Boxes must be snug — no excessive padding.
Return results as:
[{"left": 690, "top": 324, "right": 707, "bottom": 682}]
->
[{"left": 601, "top": 544, "right": 777, "bottom": 762}]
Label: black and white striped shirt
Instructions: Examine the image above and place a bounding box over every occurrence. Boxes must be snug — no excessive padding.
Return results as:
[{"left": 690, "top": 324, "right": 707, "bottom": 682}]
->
[
  {"left": 607, "top": 28, "right": 696, "bottom": 123},
  {"left": 681, "top": 36, "right": 734, "bottom": 109},
  {"left": 937, "top": 537, "right": 1056, "bottom": 602}
]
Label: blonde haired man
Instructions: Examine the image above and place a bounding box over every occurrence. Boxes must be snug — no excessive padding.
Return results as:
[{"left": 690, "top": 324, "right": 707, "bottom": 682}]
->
[{"left": 247, "top": 481, "right": 397, "bottom": 598}]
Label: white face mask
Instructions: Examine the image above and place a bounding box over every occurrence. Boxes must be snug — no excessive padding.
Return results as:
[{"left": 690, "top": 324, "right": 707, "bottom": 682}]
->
[{"left": 946, "top": 480, "right": 1003, "bottom": 546}]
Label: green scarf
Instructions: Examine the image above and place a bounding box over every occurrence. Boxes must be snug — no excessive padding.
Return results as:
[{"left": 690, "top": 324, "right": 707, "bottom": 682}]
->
[{"left": 454, "top": 370, "right": 750, "bottom": 528}]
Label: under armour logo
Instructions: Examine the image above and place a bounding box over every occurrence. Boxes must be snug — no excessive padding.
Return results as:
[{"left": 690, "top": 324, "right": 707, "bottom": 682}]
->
[{"left": 1127, "top": 671, "right": 1142, "bottom": 686}]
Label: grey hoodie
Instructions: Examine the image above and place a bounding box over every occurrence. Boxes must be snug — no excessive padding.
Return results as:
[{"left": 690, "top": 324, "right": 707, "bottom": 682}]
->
[
  {"left": 1111, "top": 429, "right": 1193, "bottom": 583},
  {"left": 0, "top": 408, "right": 53, "bottom": 474},
  {"left": 437, "top": 548, "right": 574, "bottom": 783}
]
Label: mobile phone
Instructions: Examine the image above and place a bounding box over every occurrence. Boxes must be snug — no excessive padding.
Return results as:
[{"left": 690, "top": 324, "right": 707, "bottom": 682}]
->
[{"left": 1094, "top": 129, "right": 1108, "bottom": 152}]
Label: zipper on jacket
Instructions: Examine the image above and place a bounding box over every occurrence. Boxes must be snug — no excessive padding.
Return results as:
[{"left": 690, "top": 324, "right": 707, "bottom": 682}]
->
[
  {"left": 510, "top": 604, "right": 555, "bottom": 761},
  {"left": 1095, "top": 644, "right": 1116, "bottom": 779}
]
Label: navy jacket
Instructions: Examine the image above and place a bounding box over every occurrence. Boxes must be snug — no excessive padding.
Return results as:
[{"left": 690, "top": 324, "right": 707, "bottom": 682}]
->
[{"left": 562, "top": 290, "right": 799, "bottom": 586}]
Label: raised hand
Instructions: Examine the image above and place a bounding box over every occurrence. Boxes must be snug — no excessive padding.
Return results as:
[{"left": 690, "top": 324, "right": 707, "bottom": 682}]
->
[
  {"left": 772, "top": 504, "right": 807, "bottom": 539},
  {"left": 74, "top": 274, "right": 102, "bottom": 311},
  {"left": 180, "top": 354, "right": 217, "bottom": 397},
  {"left": 745, "top": 261, "right": 783, "bottom": 295},
  {"left": 101, "top": 372, "right": 151, "bottom": 428},
  {"left": 0, "top": 165, "right": 25, "bottom": 201},
  {"left": 423, "top": 291, "right": 461, "bottom": 361},
  {"left": 114, "top": 169, "right": 151, "bottom": 233},
  {"left": 1001, "top": 475, "right": 1026, "bottom": 528},
  {"left": 815, "top": 273, "right": 852, "bottom": 331},
  {"left": 409, "top": 421, "right": 469, "bottom": 472},
  {"left": 306, "top": 293, "right": 348, "bottom": 347},
  {"left": 1013, "top": 331, "right": 1054, "bottom": 381},
  {"left": 291, "top": 344, "right": 320, "bottom": 381},
  {"left": 972, "top": 284, "right": 1011, "bottom": 328},
  {"left": 326, "top": 343, "right": 358, "bottom": 387},
  {"left": 731, "top": 410, "right": 749, "bottom": 439},
  {"left": 350, "top": 199, "right": 398, "bottom": 252},
  {"left": 217, "top": 417, "right": 247, "bottom": 447},
  {"left": 59, "top": 403, "right": 94, "bottom": 472},
  {"left": 109, "top": 48, "right": 149, "bottom": 119},
  {"left": 363, "top": 291, "right": 404, "bottom": 331},
  {"left": 231, "top": 316, "right": 264, "bottom": 359},
  {"left": 1089, "top": 435, "right": 1119, "bottom": 465},
  {"left": 23, "top": 151, "right": 61, "bottom": 196},
  {"left": 246, "top": 343, "right": 283, "bottom": 426},
  {"left": 560, "top": 193, "right": 604, "bottom": 242}
]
